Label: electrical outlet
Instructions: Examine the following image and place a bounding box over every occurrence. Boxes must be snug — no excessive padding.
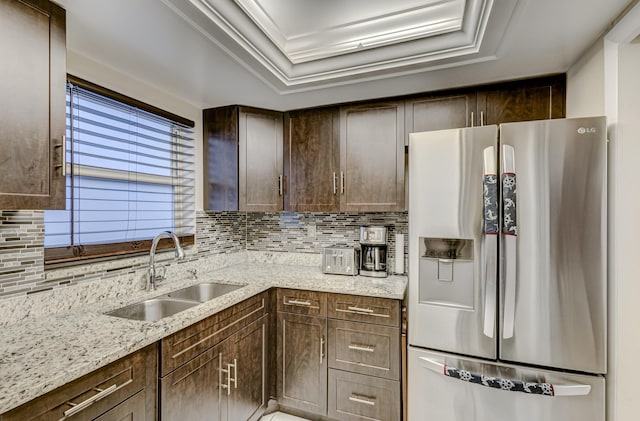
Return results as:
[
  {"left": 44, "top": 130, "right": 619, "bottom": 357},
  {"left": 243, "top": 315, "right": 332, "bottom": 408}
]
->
[{"left": 306, "top": 223, "right": 316, "bottom": 239}]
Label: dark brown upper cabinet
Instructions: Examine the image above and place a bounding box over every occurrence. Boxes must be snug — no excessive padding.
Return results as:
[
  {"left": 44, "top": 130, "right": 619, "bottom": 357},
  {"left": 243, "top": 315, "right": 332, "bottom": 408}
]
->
[
  {"left": 204, "top": 106, "right": 283, "bottom": 211},
  {"left": 284, "top": 107, "right": 340, "bottom": 212},
  {"left": 405, "top": 92, "right": 477, "bottom": 143},
  {"left": 339, "top": 102, "right": 406, "bottom": 212},
  {"left": 405, "top": 74, "right": 566, "bottom": 144},
  {"left": 0, "top": 0, "right": 66, "bottom": 210},
  {"left": 476, "top": 75, "right": 565, "bottom": 125}
]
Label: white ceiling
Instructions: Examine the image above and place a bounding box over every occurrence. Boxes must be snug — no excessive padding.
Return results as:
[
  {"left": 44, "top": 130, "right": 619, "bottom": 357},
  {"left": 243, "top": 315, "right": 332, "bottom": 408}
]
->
[{"left": 56, "top": 0, "right": 632, "bottom": 111}]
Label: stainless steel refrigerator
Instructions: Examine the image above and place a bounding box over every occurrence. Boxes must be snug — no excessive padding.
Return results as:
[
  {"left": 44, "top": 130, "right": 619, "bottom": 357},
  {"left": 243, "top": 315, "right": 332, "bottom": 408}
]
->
[{"left": 407, "top": 117, "right": 607, "bottom": 420}]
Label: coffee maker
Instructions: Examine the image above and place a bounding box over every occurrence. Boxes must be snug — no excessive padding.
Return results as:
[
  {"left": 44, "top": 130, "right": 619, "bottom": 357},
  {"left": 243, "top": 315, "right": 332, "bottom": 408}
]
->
[{"left": 359, "top": 226, "right": 388, "bottom": 278}]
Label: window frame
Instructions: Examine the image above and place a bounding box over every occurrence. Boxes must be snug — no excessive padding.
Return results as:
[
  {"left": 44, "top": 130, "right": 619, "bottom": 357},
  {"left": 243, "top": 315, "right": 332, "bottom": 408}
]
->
[{"left": 44, "top": 75, "right": 195, "bottom": 265}]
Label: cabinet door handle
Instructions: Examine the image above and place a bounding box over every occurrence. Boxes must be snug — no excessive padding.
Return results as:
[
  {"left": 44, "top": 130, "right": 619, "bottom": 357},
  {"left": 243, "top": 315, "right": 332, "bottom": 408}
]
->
[
  {"left": 320, "top": 336, "right": 325, "bottom": 364},
  {"left": 349, "top": 393, "right": 376, "bottom": 406},
  {"left": 347, "top": 306, "right": 374, "bottom": 314},
  {"left": 220, "top": 354, "right": 236, "bottom": 395},
  {"left": 480, "top": 111, "right": 485, "bottom": 126},
  {"left": 470, "top": 111, "right": 475, "bottom": 127},
  {"left": 63, "top": 384, "right": 117, "bottom": 417},
  {"left": 340, "top": 171, "right": 345, "bottom": 194},
  {"left": 231, "top": 358, "right": 237, "bottom": 389},
  {"left": 332, "top": 172, "right": 337, "bottom": 195},
  {"left": 348, "top": 344, "right": 375, "bottom": 352},
  {"left": 278, "top": 174, "right": 283, "bottom": 196},
  {"left": 55, "top": 135, "right": 67, "bottom": 176},
  {"left": 288, "top": 299, "right": 311, "bottom": 306}
]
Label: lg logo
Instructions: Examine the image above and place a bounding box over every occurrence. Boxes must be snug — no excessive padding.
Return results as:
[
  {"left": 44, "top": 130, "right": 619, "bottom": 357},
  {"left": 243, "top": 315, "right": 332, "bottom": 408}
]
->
[{"left": 577, "top": 127, "right": 596, "bottom": 134}]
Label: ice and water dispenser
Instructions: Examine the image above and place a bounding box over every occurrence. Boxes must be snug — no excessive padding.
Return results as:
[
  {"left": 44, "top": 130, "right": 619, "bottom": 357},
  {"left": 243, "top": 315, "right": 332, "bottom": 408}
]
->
[{"left": 418, "top": 237, "right": 474, "bottom": 309}]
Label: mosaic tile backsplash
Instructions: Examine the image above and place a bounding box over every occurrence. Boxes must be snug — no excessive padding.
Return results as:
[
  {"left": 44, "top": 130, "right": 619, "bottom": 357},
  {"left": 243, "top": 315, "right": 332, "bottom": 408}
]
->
[
  {"left": 246, "top": 212, "right": 408, "bottom": 266},
  {"left": 0, "top": 210, "right": 406, "bottom": 300}
]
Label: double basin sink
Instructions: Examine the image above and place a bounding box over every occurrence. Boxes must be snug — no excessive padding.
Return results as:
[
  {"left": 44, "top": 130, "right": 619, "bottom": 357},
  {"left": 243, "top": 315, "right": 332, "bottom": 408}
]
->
[{"left": 105, "top": 282, "right": 244, "bottom": 322}]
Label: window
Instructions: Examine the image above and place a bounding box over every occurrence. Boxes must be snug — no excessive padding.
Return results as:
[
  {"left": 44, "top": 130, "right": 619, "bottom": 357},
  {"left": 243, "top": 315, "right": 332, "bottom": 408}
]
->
[{"left": 44, "top": 77, "right": 195, "bottom": 263}]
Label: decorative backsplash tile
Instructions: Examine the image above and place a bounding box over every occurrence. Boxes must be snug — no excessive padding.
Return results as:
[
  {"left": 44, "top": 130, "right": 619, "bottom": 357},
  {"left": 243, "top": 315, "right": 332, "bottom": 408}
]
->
[
  {"left": 196, "top": 211, "right": 246, "bottom": 255},
  {"left": 246, "top": 212, "right": 408, "bottom": 268},
  {"left": 0, "top": 211, "right": 46, "bottom": 298},
  {"left": 0, "top": 211, "right": 246, "bottom": 300},
  {"left": 0, "top": 209, "right": 406, "bottom": 301}
]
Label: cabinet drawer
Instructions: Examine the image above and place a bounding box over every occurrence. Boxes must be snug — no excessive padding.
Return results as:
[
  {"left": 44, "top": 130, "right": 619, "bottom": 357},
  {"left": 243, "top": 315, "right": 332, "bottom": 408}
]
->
[
  {"left": 328, "top": 293, "right": 400, "bottom": 327},
  {"left": 277, "top": 288, "right": 326, "bottom": 317},
  {"left": 328, "top": 369, "right": 400, "bottom": 421},
  {"left": 161, "top": 292, "right": 267, "bottom": 376},
  {"left": 328, "top": 320, "right": 400, "bottom": 381},
  {"left": 2, "top": 345, "right": 156, "bottom": 421}
]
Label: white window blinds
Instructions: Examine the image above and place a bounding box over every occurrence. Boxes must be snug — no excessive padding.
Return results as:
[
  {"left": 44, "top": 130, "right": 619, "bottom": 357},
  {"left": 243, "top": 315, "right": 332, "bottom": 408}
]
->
[{"left": 44, "top": 81, "right": 195, "bottom": 262}]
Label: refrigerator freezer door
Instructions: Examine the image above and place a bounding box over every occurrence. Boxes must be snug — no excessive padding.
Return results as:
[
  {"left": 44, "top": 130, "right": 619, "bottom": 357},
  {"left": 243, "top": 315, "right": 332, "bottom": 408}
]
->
[
  {"left": 408, "top": 126, "right": 498, "bottom": 359},
  {"left": 408, "top": 347, "right": 605, "bottom": 421},
  {"left": 499, "top": 117, "right": 607, "bottom": 374}
]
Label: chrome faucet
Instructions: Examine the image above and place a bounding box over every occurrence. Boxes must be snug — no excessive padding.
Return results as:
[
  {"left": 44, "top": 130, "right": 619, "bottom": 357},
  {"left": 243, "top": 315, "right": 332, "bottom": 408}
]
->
[{"left": 148, "top": 231, "right": 186, "bottom": 291}]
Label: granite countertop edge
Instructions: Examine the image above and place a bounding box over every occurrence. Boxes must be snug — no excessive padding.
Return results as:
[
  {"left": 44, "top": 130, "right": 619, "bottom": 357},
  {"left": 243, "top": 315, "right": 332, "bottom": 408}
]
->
[{"left": 0, "top": 262, "right": 407, "bottom": 415}]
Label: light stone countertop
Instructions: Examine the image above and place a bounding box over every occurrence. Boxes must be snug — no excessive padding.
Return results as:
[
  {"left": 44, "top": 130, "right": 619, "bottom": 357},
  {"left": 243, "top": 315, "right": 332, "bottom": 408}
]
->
[{"left": 0, "top": 261, "right": 407, "bottom": 415}]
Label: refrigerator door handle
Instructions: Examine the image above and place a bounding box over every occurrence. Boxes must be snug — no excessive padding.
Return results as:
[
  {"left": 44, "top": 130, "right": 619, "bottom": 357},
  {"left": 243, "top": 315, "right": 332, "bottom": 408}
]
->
[
  {"left": 482, "top": 147, "right": 498, "bottom": 338},
  {"left": 417, "top": 357, "right": 591, "bottom": 397},
  {"left": 502, "top": 144, "right": 518, "bottom": 339}
]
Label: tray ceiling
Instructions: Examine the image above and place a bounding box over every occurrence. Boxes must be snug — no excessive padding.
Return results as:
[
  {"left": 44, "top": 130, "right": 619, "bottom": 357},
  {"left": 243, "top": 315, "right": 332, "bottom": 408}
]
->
[
  {"left": 234, "top": 0, "right": 467, "bottom": 63},
  {"left": 167, "top": 0, "right": 517, "bottom": 90}
]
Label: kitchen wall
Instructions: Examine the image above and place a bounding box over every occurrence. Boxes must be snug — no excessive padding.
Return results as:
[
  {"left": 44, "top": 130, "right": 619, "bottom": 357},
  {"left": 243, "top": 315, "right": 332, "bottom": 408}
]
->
[
  {"left": 566, "top": 39, "right": 605, "bottom": 118},
  {"left": 566, "top": 7, "right": 640, "bottom": 419}
]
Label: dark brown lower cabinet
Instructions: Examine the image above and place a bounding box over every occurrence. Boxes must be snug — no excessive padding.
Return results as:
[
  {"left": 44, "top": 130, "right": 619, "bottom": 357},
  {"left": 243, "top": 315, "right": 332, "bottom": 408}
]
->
[
  {"left": 160, "top": 343, "right": 224, "bottom": 421},
  {"left": 224, "top": 315, "right": 268, "bottom": 421},
  {"left": 161, "top": 315, "right": 268, "bottom": 421},
  {"left": 277, "top": 311, "right": 328, "bottom": 415}
]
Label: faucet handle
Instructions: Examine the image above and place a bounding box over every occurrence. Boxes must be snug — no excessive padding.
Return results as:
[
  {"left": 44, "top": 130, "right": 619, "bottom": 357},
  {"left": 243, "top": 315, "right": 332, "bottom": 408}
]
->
[{"left": 156, "top": 266, "right": 167, "bottom": 281}]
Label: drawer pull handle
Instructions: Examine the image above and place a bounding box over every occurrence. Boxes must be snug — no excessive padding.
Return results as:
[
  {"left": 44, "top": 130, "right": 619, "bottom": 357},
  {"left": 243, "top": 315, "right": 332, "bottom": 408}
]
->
[
  {"left": 347, "top": 306, "right": 374, "bottom": 314},
  {"left": 348, "top": 344, "right": 375, "bottom": 353},
  {"left": 349, "top": 393, "right": 376, "bottom": 406},
  {"left": 288, "top": 299, "right": 312, "bottom": 306},
  {"left": 320, "top": 336, "right": 325, "bottom": 364},
  {"left": 63, "top": 384, "right": 117, "bottom": 417}
]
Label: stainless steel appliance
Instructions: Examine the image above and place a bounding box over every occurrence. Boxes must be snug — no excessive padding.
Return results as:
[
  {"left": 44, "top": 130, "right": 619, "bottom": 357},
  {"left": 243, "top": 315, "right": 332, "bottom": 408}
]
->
[
  {"left": 359, "top": 226, "right": 388, "bottom": 278},
  {"left": 322, "top": 247, "right": 359, "bottom": 276},
  {"left": 407, "top": 117, "right": 607, "bottom": 420}
]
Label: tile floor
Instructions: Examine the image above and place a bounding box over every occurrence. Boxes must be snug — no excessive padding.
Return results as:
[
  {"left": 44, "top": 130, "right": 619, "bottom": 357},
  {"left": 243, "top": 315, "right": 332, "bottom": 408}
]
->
[{"left": 260, "top": 411, "right": 310, "bottom": 421}]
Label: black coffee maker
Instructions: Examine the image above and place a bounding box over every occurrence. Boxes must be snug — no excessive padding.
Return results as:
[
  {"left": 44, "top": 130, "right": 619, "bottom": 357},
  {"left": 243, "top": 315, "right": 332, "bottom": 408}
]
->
[{"left": 359, "top": 226, "right": 388, "bottom": 278}]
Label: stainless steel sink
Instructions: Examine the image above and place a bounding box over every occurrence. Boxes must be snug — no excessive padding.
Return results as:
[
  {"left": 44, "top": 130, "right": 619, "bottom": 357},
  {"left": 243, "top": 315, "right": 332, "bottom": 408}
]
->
[
  {"left": 166, "top": 282, "right": 243, "bottom": 303},
  {"left": 104, "top": 297, "right": 198, "bottom": 322},
  {"left": 104, "top": 282, "right": 245, "bottom": 321}
]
